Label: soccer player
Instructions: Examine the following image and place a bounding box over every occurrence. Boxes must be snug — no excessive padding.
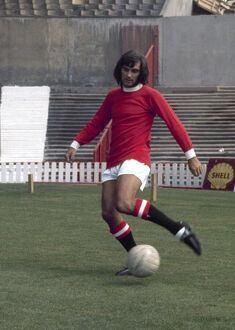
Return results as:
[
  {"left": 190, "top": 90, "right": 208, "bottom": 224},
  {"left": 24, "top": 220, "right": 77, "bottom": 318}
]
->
[{"left": 66, "top": 50, "right": 203, "bottom": 275}]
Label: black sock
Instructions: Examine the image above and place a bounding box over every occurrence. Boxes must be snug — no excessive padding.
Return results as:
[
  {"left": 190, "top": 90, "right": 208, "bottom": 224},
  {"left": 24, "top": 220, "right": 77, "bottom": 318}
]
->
[
  {"left": 147, "top": 205, "right": 181, "bottom": 235},
  {"left": 110, "top": 220, "right": 136, "bottom": 252},
  {"left": 118, "top": 232, "right": 136, "bottom": 251}
]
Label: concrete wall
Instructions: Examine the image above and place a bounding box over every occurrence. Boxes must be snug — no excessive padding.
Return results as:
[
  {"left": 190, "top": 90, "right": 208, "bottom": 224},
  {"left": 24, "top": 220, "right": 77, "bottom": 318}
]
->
[
  {"left": 0, "top": 15, "right": 235, "bottom": 88},
  {"left": 159, "top": 15, "right": 235, "bottom": 87},
  {"left": 0, "top": 18, "right": 156, "bottom": 87},
  {"left": 0, "top": 18, "right": 119, "bottom": 87}
]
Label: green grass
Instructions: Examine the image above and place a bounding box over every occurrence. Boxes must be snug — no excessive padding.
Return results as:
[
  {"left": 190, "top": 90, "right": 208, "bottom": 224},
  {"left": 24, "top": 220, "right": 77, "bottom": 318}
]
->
[{"left": 0, "top": 184, "right": 234, "bottom": 330}]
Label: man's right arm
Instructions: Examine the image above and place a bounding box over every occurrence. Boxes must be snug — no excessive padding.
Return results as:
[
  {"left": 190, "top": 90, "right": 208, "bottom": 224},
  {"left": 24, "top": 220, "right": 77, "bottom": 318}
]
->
[
  {"left": 65, "top": 141, "right": 80, "bottom": 163},
  {"left": 65, "top": 94, "right": 112, "bottom": 162}
]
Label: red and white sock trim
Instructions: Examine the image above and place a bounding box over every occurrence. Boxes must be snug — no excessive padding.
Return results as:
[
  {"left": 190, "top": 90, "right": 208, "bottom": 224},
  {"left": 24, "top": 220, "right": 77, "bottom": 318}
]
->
[
  {"left": 133, "top": 198, "right": 150, "bottom": 219},
  {"left": 110, "top": 221, "right": 131, "bottom": 240}
]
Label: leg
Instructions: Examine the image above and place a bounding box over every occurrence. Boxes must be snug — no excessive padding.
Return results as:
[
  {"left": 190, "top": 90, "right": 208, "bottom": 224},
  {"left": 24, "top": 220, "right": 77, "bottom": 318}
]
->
[
  {"left": 102, "top": 180, "right": 136, "bottom": 252},
  {"left": 101, "top": 180, "right": 122, "bottom": 230},
  {"left": 115, "top": 174, "right": 201, "bottom": 256},
  {"left": 115, "top": 174, "right": 181, "bottom": 234},
  {"left": 115, "top": 174, "right": 142, "bottom": 214}
]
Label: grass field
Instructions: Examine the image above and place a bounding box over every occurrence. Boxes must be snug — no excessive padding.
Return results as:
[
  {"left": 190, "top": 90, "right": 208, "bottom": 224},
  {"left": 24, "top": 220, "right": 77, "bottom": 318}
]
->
[{"left": 0, "top": 183, "right": 234, "bottom": 330}]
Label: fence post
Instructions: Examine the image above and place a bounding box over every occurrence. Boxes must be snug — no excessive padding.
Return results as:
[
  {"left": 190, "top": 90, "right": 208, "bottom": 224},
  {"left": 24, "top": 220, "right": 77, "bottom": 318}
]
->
[
  {"left": 28, "top": 174, "right": 34, "bottom": 193},
  {"left": 151, "top": 173, "right": 157, "bottom": 203}
]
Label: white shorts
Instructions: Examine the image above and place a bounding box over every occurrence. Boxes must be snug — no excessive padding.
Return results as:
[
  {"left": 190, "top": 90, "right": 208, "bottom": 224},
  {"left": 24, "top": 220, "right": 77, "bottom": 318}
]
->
[{"left": 101, "top": 159, "right": 150, "bottom": 191}]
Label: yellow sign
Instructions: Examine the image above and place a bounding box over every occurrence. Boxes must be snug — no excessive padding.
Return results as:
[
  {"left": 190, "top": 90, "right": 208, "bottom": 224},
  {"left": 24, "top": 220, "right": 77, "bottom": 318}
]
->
[{"left": 207, "top": 162, "right": 234, "bottom": 190}]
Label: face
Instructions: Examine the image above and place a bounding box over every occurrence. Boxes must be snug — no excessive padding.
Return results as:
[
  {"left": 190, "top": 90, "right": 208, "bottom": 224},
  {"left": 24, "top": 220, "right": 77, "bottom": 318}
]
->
[{"left": 121, "top": 61, "right": 141, "bottom": 88}]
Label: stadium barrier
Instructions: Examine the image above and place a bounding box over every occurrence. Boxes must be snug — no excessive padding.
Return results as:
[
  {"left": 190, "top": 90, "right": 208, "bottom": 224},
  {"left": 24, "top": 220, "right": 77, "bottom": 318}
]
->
[{"left": 0, "top": 162, "right": 207, "bottom": 188}]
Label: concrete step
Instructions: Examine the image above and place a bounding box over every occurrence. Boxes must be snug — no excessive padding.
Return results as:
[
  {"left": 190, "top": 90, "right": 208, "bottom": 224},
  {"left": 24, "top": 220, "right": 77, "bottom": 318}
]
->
[{"left": 44, "top": 87, "right": 235, "bottom": 162}]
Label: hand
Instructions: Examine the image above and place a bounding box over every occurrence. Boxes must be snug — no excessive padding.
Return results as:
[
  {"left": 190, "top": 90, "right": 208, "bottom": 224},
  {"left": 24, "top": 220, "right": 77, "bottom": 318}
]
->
[
  {"left": 65, "top": 147, "right": 77, "bottom": 163},
  {"left": 188, "top": 157, "right": 203, "bottom": 176}
]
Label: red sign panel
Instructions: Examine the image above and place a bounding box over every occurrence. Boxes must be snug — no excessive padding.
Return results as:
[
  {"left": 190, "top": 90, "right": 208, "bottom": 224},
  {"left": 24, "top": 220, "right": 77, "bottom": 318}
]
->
[{"left": 203, "top": 158, "right": 235, "bottom": 191}]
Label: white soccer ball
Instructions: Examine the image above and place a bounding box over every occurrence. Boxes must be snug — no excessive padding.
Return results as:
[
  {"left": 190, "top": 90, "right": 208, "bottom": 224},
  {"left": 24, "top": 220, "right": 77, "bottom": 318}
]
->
[{"left": 127, "top": 244, "right": 160, "bottom": 278}]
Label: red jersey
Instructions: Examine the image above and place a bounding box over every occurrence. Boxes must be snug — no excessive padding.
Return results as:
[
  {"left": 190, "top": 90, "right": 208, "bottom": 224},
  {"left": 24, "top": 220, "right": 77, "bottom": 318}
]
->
[{"left": 74, "top": 85, "right": 193, "bottom": 168}]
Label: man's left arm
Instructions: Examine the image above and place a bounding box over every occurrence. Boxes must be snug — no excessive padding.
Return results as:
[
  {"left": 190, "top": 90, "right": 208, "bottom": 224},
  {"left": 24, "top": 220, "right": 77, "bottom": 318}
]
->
[
  {"left": 150, "top": 90, "right": 203, "bottom": 177},
  {"left": 187, "top": 157, "right": 203, "bottom": 177}
]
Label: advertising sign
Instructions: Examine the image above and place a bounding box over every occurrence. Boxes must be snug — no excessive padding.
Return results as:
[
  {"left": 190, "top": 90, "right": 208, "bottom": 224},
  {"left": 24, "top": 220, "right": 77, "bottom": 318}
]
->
[{"left": 203, "top": 158, "right": 235, "bottom": 191}]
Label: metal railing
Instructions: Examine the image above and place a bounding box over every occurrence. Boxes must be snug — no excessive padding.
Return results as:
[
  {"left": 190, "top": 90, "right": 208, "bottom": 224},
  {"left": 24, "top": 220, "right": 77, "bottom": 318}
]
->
[{"left": 145, "top": 44, "right": 155, "bottom": 88}]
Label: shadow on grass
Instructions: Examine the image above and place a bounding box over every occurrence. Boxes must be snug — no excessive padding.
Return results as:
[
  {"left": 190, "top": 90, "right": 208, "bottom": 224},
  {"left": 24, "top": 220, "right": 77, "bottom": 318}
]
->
[
  {"left": 1, "top": 260, "right": 110, "bottom": 276},
  {"left": 1, "top": 258, "right": 158, "bottom": 287}
]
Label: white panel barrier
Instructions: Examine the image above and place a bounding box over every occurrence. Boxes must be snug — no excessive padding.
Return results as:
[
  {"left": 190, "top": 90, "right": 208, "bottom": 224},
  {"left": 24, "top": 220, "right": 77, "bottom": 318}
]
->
[
  {"left": 0, "top": 86, "right": 50, "bottom": 162},
  {"left": 150, "top": 163, "right": 207, "bottom": 188},
  {"left": 0, "top": 162, "right": 207, "bottom": 188}
]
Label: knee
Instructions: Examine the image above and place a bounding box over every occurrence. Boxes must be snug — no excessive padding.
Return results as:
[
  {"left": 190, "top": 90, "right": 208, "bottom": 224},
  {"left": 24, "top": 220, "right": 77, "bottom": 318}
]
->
[{"left": 115, "top": 197, "right": 134, "bottom": 214}]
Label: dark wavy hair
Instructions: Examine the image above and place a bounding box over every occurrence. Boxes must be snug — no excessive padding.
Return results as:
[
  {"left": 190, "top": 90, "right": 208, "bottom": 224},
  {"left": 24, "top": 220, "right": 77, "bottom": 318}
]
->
[{"left": 113, "top": 50, "right": 149, "bottom": 85}]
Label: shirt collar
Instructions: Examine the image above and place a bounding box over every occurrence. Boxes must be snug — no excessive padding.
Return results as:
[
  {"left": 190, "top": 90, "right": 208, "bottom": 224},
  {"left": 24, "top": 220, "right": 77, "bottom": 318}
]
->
[{"left": 122, "top": 83, "right": 143, "bottom": 93}]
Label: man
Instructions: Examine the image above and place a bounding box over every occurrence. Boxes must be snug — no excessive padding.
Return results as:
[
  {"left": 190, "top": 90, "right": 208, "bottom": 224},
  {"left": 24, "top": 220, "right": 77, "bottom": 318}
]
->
[{"left": 66, "top": 50, "right": 203, "bottom": 275}]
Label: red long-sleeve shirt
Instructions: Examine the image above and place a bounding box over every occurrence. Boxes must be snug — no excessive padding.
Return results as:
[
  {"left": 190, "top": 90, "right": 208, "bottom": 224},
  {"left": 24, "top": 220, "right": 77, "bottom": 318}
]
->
[{"left": 74, "top": 85, "right": 193, "bottom": 168}]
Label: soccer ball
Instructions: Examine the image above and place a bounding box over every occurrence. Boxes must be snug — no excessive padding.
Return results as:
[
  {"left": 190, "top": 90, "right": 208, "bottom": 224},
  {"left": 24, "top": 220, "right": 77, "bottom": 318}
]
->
[{"left": 127, "top": 244, "right": 160, "bottom": 278}]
